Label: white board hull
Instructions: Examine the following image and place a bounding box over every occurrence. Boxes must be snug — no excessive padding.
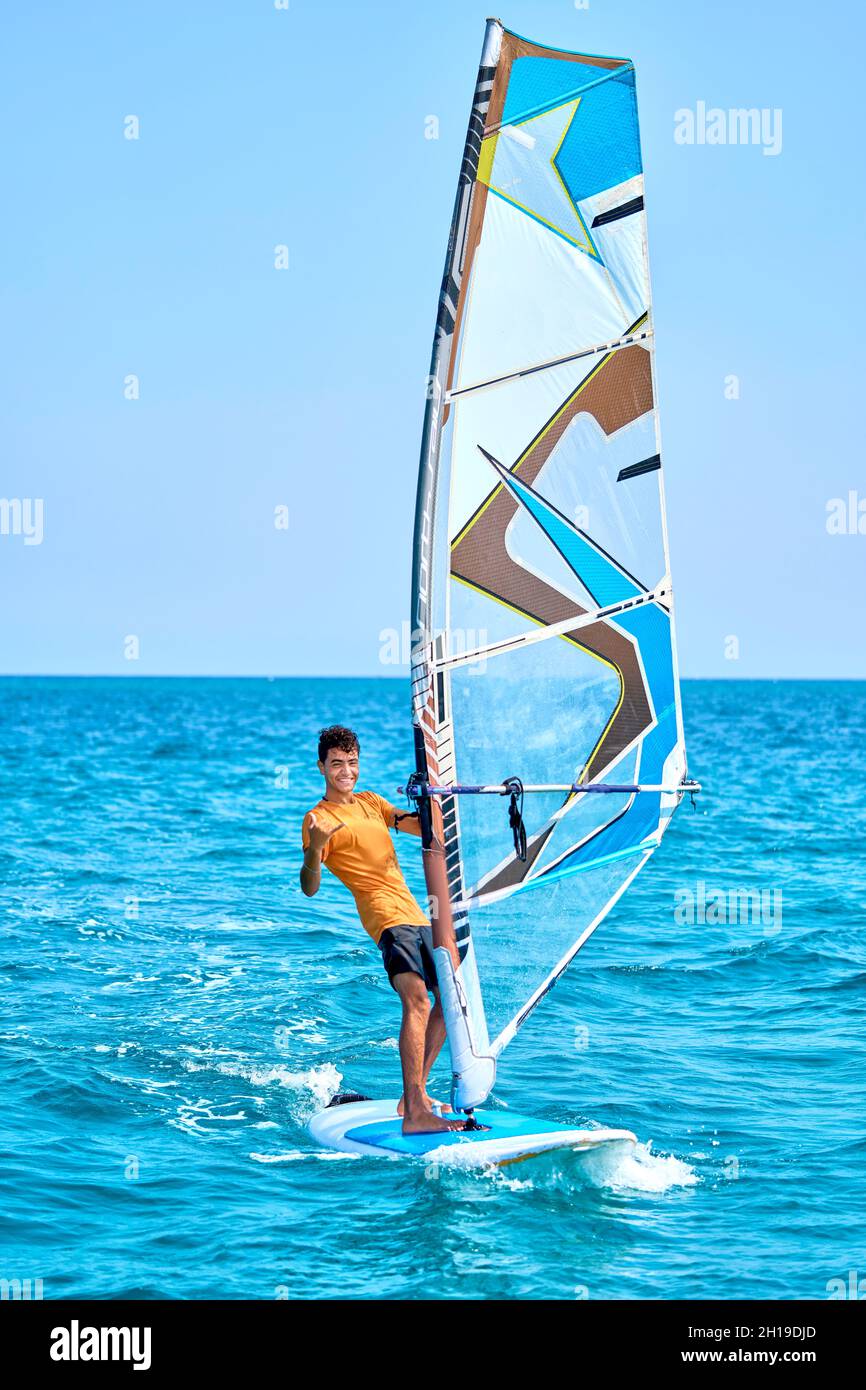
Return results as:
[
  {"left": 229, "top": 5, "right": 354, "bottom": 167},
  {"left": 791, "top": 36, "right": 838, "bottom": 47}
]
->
[{"left": 308, "top": 1098, "right": 636, "bottom": 1168}]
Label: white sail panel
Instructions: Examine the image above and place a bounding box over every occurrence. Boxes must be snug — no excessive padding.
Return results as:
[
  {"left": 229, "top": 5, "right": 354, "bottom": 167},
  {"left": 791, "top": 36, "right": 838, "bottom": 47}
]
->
[{"left": 454, "top": 195, "right": 634, "bottom": 389}]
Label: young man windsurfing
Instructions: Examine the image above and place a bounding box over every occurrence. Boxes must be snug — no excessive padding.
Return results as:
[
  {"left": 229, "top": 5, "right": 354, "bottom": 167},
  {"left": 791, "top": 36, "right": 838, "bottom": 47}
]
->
[{"left": 300, "top": 725, "right": 467, "bottom": 1135}]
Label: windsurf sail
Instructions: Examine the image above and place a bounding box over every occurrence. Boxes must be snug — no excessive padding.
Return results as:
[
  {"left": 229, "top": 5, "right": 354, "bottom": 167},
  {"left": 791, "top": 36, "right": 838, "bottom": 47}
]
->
[{"left": 409, "top": 19, "right": 697, "bottom": 1111}]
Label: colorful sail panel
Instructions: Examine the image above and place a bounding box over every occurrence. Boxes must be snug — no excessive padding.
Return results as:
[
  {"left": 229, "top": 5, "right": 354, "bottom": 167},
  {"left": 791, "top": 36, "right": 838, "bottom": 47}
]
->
[{"left": 410, "top": 21, "right": 690, "bottom": 1110}]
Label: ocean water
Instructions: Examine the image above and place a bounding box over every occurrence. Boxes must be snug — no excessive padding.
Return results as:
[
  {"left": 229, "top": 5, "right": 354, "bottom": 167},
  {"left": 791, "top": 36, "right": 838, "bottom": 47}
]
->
[{"left": 0, "top": 676, "right": 864, "bottom": 1301}]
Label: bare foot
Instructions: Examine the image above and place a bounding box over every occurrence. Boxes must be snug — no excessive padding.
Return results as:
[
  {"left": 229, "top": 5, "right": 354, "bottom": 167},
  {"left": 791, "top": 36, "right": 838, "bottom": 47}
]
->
[
  {"left": 397, "top": 1094, "right": 453, "bottom": 1116},
  {"left": 402, "top": 1110, "right": 469, "bottom": 1135}
]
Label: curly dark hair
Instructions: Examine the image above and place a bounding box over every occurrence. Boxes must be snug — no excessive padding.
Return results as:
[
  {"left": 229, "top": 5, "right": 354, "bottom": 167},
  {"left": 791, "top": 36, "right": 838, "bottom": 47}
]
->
[{"left": 318, "top": 725, "right": 360, "bottom": 764}]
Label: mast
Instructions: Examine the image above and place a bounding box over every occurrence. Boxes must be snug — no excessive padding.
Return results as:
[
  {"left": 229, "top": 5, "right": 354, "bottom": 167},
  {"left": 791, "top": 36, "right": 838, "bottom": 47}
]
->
[{"left": 409, "top": 19, "right": 503, "bottom": 1111}]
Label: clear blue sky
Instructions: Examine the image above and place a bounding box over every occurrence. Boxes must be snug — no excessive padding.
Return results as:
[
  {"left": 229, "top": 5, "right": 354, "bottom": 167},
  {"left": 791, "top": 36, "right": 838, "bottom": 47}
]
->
[{"left": 1, "top": 0, "right": 863, "bottom": 677}]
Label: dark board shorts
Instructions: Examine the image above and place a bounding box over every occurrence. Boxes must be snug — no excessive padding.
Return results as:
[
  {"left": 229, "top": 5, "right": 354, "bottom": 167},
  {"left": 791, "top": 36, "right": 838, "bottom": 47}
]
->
[{"left": 378, "top": 924, "right": 438, "bottom": 993}]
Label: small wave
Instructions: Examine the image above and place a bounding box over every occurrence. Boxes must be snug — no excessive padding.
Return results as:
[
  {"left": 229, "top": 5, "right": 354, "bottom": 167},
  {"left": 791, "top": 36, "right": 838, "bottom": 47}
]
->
[
  {"left": 100, "top": 974, "right": 161, "bottom": 992},
  {"left": 174, "top": 1054, "right": 342, "bottom": 1121},
  {"left": 250, "top": 1148, "right": 360, "bottom": 1164},
  {"left": 151, "top": 741, "right": 193, "bottom": 758},
  {"left": 467, "top": 1138, "right": 699, "bottom": 1195},
  {"left": 607, "top": 1141, "right": 699, "bottom": 1192}
]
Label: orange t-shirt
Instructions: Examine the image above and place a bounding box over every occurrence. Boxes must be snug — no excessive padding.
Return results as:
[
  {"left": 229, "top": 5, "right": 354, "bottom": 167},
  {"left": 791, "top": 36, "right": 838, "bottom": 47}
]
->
[{"left": 301, "top": 791, "right": 428, "bottom": 943}]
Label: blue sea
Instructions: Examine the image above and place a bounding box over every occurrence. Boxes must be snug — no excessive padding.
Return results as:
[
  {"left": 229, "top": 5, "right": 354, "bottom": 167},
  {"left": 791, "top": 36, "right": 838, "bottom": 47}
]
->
[{"left": 1, "top": 676, "right": 864, "bottom": 1300}]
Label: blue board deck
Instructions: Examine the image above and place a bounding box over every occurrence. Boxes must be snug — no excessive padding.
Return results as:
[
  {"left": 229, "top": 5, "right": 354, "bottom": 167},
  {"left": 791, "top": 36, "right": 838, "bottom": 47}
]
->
[{"left": 344, "top": 1107, "right": 567, "bottom": 1156}]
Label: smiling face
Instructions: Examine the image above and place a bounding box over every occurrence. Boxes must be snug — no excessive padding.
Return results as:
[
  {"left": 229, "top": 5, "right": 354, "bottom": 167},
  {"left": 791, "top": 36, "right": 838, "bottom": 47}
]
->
[{"left": 318, "top": 744, "right": 359, "bottom": 798}]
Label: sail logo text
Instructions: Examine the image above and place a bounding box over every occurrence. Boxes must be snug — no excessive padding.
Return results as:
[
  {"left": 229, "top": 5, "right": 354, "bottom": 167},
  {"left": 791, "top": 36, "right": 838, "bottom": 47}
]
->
[
  {"left": 674, "top": 102, "right": 782, "bottom": 156},
  {"left": 50, "top": 1319, "right": 152, "bottom": 1370},
  {"left": 674, "top": 881, "right": 782, "bottom": 933}
]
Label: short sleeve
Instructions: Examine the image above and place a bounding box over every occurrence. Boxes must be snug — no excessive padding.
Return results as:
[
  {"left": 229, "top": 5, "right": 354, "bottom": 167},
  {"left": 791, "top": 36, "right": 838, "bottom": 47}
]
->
[{"left": 371, "top": 792, "right": 397, "bottom": 827}]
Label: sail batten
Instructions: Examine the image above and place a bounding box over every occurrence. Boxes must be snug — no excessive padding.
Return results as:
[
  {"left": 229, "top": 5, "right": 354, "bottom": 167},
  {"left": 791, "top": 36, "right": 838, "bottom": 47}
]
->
[
  {"left": 485, "top": 61, "right": 634, "bottom": 135},
  {"left": 410, "top": 20, "right": 691, "bottom": 1112},
  {"left": 447, "top": 325, "right": 654, "bottom": 401}
]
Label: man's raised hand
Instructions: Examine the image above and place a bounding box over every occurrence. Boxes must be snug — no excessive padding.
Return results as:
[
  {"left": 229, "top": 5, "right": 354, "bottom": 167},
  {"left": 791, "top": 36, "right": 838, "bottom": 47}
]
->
[{"left": 306, "top": 812, "right": 343, "bottom": 856}]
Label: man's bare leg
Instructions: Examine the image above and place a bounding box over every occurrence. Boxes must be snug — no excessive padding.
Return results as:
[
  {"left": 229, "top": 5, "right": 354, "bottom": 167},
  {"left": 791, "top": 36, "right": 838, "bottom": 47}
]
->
[
  {"left": 394, "top": 973, "right": 465, "bottom": 1134},
  {"left": 397, "top": 991, "right": 453, "bottom": 1115}
]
